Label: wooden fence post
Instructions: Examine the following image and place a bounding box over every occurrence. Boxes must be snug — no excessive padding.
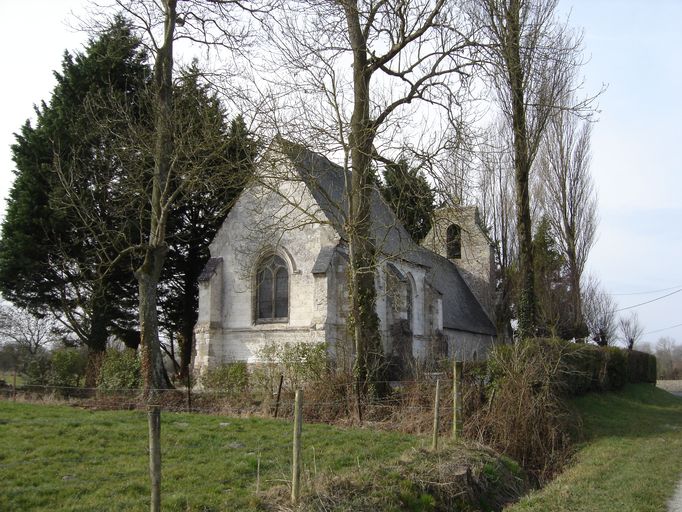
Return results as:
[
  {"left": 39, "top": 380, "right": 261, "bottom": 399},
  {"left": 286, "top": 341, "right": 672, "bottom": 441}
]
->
[
  {"left": 148, "top": 405, "right": 161, "bottom": 512},
  {"left": 432, "top": 379, "right": 440, "bottom": 451},
  {"left": 453, "top": 360, "right": 463, "bottom": 440},
  {"left": 12, "top": 368, "right": 17, "bottom": 402},
  {"left": 274, "top": 374, "right": 284, "bottom": 418},
  {"left": 355, "top": 378, "right": 363, "bottom": 424},
  {"left": 186, "top": 371, "right": 192, "bottom": 413},
  {"left": 291, "top": 389, "right": 303, "bottom": 505}
]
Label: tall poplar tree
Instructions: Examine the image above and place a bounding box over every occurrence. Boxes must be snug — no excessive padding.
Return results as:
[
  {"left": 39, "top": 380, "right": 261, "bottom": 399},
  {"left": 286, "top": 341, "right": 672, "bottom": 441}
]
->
[{"left": 469, "top": 0, "right": 588, "bottom": 339}]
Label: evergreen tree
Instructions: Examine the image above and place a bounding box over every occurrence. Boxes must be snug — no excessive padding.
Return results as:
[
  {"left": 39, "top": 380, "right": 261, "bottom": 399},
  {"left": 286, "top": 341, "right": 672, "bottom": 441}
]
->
[
  {"left": 0, "top": 17, "right": 149, "bottom": 383},
  {"left": 532, "top": 217, "right": 577, "bottom": 339},
  {"left": 380, "top": 160, "right": 435, "bottom": 243},
  {"left": 0, "top": 23, "right": 255, "bottom": 386},
  {"left": 160, "top": 67, "right": 256, "bottom": 377}
]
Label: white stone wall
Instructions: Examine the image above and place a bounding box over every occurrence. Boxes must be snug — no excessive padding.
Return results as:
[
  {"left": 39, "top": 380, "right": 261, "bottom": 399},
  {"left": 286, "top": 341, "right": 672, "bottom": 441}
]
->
[{"left": 193, "top": 162, "right": 341, "bottom": 374}]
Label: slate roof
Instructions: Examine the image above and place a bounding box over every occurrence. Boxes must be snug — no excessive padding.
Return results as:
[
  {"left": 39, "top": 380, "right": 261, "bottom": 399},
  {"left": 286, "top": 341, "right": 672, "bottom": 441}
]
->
[
  {"left": 312, "top": 245, "right": 336, "bottom": 275},
  {"left": 198, "top": 257, "right": 222, "bottom": 282},
  {"left": 278, "top": 140, "right": 496, "bottom": 337}
]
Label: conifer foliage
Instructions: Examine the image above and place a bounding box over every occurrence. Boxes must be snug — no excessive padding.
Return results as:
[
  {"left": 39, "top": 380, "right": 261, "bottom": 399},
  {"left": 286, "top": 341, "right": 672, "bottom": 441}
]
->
[{"left": 0, "top": 18, "right": 255, "bottom": 383}]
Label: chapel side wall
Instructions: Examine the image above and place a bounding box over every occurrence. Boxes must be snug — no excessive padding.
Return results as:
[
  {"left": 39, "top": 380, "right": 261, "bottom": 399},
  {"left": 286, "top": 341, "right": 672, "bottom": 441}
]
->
[
  {"left": 196, "top": 177, "right": 339, "bottom": 367},
  {"left": 444, "top": 328, "right": 495, "bottom": 362},
  {"left": 376, "top": 260, "right": 428, "bottom": 359}
]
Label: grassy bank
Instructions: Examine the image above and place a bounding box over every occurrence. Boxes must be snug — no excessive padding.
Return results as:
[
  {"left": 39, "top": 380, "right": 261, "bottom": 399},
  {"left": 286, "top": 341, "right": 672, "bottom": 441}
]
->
[
  {"left": 0, "top": 401, "right": 417, "bottom": 511},
  {"left": 507, "top": 384, "right": 682, "bottom": 512}
]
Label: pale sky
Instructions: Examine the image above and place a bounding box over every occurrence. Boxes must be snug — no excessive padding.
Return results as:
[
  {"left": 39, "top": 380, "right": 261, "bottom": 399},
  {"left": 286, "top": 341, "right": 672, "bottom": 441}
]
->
[{"left": 0, "top": 0, "right": 680, "bottom": 346}]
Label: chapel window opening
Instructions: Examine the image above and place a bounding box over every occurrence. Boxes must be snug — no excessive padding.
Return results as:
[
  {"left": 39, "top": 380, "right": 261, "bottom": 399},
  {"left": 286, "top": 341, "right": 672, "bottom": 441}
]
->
[
  {"left": 446, "top": 224, "right": 462, "bottom": 259},
  {"left": 405, "top": 276, "right": 413, "bottom": 331},
  {"left": 256, "top": 254, "right": 289, "bottom": 322}
]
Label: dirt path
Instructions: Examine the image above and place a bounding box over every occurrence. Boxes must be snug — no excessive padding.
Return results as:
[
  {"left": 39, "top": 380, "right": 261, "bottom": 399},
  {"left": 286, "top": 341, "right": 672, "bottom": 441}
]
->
[
  {"left": 665, "top": 385, "right": 682, "bottom": 512},
  {"left": 671, "top": 477, "right": 682, "bottom": 511}
]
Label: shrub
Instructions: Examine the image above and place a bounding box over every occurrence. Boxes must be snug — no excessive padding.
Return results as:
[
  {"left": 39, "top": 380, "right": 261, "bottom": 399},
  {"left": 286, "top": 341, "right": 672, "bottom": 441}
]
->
[
  {"left": 23, "top": 353, "right": 52, "bottom": 386},
  {"left": 50, "top": 347, "right": 87, "bottom": 388},
  {"left": 200, "top": 361, "right": 249, "bottom": 394},
  {"left": 626, "top": 350, "right": 657, "bottom": 384},
  {"left": 594, "top": 347, "right": 627, "bottom": 391},
  {"left": 466, "top": 340, "right": 575, "bottom": 482},
  {"left": 253, "top": 341, "right": 328, "bottom": 395},
  {"left": 97, "top": 349, "right": 141, "bottom": 390}
]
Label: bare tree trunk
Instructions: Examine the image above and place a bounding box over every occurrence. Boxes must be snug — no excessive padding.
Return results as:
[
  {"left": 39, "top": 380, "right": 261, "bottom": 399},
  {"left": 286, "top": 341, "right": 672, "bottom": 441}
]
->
[
  {"left": 137, "top": 0, "right": 177, "bottom": 398},
  {"left": 506, "top": 0, "right": 536, "bottom": 339},
  {"left": 344, "top": 0, "right": 384, "bottom": 389},
  {"left": 137, "top": 247, "right": 169, "bottom": 399}
]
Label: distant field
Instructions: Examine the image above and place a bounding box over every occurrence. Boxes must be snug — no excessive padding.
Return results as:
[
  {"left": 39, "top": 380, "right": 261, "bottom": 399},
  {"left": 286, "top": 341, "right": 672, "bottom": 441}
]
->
[
  {"left": 0, "top": 401, "right": 419, "bottom": 511},
  {"left": 507, "top": 384, "right": 682, "bottom": 512},
  {"left": 0, "top": 371, "right": 23, "bottom": 386}
]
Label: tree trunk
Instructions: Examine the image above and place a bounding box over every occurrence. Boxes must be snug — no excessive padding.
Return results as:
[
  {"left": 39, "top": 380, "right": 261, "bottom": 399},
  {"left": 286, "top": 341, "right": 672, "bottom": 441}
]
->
[
  {"left": 344, "top": 0, "right": 384, "bottom": 390},
  {"left": 84, "top": 291, "right": 109, "bottom": 387},
  {"left": 567, "top": 244, "right": 586, "bottom": 338},
  {"left": 138, "top": 0, "right": 176, "bottom": 399},
  {"left": 506, "top": 0, "right": 536, "bottom": 339},
  {"left": 180, "top": 238, "right": 204, "bottom": 378},
  {"left": 137, "top": 247, "right": 168, "bottom": 399},
  {"left": 178, "top": 260, "right": 199, "bottom": 379}
]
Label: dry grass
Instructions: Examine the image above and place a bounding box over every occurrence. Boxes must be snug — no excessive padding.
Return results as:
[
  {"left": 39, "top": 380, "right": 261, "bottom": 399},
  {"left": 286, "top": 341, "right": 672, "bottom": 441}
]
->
[
  {"left": 261, "top": 441, "right": 530, "bottom": 512},
  {"left": 464, "top": 342, "right": 577, "bottom": 483}
]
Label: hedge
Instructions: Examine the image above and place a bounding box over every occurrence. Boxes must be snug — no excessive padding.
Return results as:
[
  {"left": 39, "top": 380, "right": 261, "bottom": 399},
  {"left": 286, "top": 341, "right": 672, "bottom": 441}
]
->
[{"left": 490, "top": 339, "right": 656, "bottom": 397}]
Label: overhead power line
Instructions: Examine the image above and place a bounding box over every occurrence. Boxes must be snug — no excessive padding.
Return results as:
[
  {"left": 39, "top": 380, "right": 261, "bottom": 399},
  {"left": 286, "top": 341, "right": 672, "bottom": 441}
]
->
[
  {"left": 610, "top": 284, "right": 682, "bottom": 296},
  {"left": 643, "top": 322, "right": 682, "bottom": 336},
  {"left": 615, "top": 288, "right": 682, "bottom": 312}
]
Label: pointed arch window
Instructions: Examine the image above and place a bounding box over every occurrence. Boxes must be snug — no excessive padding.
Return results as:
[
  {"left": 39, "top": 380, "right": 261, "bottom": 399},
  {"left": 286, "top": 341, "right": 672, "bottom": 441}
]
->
[
  {"left": 405, "top": 275, "right": 413, "bottom": 330},
  {"left": 446, "top": 224, "right": 461, "bottom": 259},
  {"left": 256, "top": 255, "right": 289, "bottom": 321}
]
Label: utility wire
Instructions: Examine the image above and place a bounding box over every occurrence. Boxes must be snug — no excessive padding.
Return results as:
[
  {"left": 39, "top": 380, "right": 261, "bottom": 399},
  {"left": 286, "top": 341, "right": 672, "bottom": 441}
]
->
[
  {"left": 610, "top": 284, "right": 682, "bottom": 296},
  {"left": 616, "top": 288, "right": 682, "bottom": 312},
  {"left": 643, "top": 322, "right": 682, "bottom": 336}
]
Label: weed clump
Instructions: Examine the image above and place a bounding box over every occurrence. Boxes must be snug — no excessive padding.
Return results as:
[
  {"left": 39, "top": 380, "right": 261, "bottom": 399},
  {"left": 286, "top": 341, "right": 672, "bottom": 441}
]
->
[
  {"left": 465, "top": 341, "right": 576, "bottom": 483},
  {"left": 260, "top": 442, "right": 529, "bottom": 512}
]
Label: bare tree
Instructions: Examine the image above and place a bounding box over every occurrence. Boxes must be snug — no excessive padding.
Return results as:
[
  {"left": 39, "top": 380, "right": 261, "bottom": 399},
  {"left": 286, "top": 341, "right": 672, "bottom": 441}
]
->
[
  {"left": 538, "top": 109, "right": 597, "bottom": 338},
  {"left": 618, "top": 312, "right": 643, "bottom": 351},
  {"left": 0, "top": 304, "right": 59, "bottom": 356},
  {"left": 478, "top": 120, "right": 517, "bottom": 337},
  {"left": 255, "top": 0, "right": 477, "bottom": 387},
  {"left": 655, "top": 336, "right": 676, "bottom": 378},
  {"left": 468, "top": 0, "right": 591, "bottom": 338},
  {"left": 70, "top": 0, "right": 260, "bottom": 397},
  {"left": 581, "top": 274, "right": 617, "bottom": 346}
]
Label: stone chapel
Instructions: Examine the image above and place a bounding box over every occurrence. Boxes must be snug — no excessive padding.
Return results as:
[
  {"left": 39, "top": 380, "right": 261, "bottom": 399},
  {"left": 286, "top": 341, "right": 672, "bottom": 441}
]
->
[{"left": 192, "top": 140, "right": 497, "bottom": 376}]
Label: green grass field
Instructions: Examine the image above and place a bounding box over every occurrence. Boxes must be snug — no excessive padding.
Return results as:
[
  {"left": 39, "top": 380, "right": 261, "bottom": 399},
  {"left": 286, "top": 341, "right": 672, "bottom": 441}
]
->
[
  {"left": 0, "top": 371, "right": 23, "bottom": 386},
  {"left": 507, "top": 384, "right": 682, "bottom": 512},
  {"left": 0, "top": 401, "right": 419, "bottom": 511},
  {"left": 4, "top": 384, "right": 680, "bottom": 512}
]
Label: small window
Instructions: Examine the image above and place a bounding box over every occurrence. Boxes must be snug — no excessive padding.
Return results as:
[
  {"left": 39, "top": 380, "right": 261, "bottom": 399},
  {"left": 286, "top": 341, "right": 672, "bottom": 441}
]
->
[
  {"left": 256, "top": 255, "right": 289, "bottom": 321},
  {"left": 446, "top": 224, "right": 461, "bottom": 259}
]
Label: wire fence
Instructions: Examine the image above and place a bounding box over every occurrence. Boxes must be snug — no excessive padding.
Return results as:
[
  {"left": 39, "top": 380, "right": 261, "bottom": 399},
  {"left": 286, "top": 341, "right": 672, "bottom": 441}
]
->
[
  {"left": 1, "top": 369, "right": 471, "bottom": 511},
  {"left": 0, "top": 363, "right": 480, "bottom": 433}
]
